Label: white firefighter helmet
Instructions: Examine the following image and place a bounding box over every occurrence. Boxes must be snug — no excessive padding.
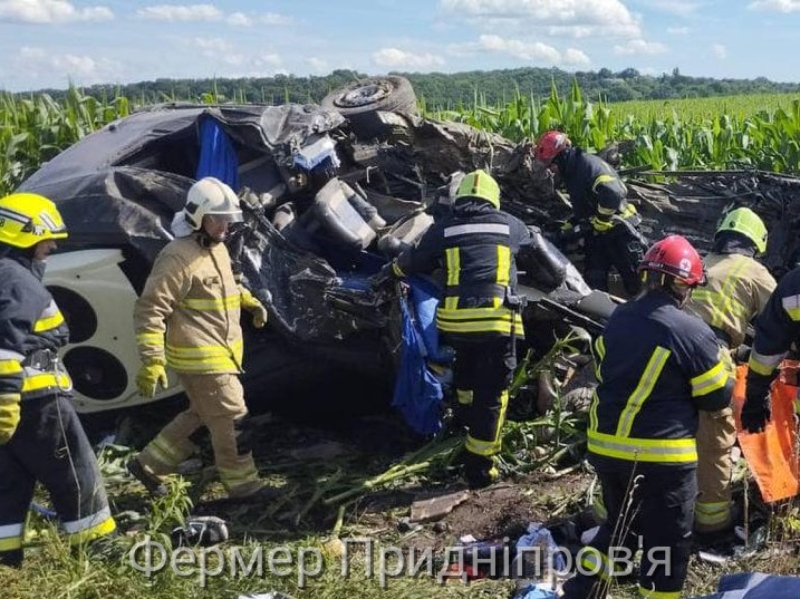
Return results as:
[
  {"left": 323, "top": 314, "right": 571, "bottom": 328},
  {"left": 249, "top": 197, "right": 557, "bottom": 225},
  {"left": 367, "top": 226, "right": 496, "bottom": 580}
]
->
[{"left": 183, "top": 177, "right": 243, "bottom": 231}]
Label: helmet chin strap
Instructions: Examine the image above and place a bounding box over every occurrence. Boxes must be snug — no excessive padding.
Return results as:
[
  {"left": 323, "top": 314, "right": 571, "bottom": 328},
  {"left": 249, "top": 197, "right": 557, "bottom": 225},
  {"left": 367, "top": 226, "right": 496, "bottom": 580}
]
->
[{"left": 195, "top": 229, "right": 219, "bottom": 248}]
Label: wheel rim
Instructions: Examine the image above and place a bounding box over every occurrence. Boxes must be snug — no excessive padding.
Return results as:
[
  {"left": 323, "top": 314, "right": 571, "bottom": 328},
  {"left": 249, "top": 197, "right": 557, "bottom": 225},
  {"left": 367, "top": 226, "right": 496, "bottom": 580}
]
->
[{"left": 336, "top": 83, "right": 390, "bottom": 108}]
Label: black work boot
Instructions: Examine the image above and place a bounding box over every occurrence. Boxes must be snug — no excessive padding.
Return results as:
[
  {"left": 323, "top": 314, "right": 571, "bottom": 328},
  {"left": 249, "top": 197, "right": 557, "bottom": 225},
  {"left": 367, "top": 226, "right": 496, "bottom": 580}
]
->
[
  {"left": 463, "top": 453, "right": 499, "bottom": 489},
  {"left": 127, "top": 458, "right": 168, "bottom": 498}
]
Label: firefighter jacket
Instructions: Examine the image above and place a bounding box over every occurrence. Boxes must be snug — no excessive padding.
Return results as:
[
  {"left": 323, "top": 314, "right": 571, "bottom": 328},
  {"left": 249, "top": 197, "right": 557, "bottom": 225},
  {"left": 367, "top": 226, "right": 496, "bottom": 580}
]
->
[
  {"left": 748, "top": 265, "right": 800, "bottom": 388},
  {"left": 0, "top": 254, "right": 71, "bottom": 403},
  {"left": 394, "top": 199, "right": 529, "bottom": 339},
  {"left": 588, "top": 290, "right": 730, "bottom": 469},
  {"left": 685, "top": 252, "right": 776, "bottom": 348},
  {"left": 135, "top": 234, "right": 244, "bottom": 374},
  {"left": 556, "top": 147, "right": 638, "bottom": 232}
]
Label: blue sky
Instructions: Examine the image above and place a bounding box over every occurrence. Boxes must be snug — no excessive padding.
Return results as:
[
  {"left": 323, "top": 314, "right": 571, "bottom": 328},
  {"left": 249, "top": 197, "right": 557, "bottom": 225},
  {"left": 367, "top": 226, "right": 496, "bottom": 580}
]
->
[{"left": 1, "top": 0, "right": 799, "bottom": 92}]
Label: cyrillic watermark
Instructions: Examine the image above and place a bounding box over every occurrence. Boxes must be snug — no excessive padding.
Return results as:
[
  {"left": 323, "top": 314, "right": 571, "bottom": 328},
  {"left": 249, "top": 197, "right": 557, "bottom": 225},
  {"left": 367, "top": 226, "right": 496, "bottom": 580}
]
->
[{"left": 127, "top": 535, "right": 673, "bottom": 588}]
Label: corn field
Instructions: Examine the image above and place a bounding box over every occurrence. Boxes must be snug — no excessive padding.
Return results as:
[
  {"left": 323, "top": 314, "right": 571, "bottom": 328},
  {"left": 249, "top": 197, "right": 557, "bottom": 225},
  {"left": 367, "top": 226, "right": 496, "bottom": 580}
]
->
[{"left": 2, "top": 82, "right": 800, "bottom": 196}]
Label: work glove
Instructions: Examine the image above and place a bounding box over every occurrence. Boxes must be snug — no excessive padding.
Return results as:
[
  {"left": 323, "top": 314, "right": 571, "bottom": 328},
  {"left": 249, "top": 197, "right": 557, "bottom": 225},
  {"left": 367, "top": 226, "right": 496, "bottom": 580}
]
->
[
  {"left": 0, "top": 395, "right": 21, "bottom": 445},
  {"left": 589, "top": 215, "right": 615, "bottom": 233},
  {"left": 741, "top": 375, "right": 772, "bottom": 434},
  {"left": 136, "top": 362, "right": 169, "bottom": 399},
  {"left": 240, "top": 288, "right": 268, "bottom": 329}
]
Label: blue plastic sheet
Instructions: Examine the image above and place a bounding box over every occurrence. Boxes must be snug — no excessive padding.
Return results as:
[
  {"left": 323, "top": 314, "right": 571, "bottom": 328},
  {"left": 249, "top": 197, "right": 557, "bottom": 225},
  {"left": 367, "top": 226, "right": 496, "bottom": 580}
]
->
[
  {"left": 391, "top": 278, "right": 444, "bottom": 436},
  {"left": 691, "top": 572, "right": 800, "bottom": 599},
  {"left": 196, "top": 117, "right": 239, "bottom": 190},
  {"left": 516, "top": 522, "right": 567, "bottom": 572}
]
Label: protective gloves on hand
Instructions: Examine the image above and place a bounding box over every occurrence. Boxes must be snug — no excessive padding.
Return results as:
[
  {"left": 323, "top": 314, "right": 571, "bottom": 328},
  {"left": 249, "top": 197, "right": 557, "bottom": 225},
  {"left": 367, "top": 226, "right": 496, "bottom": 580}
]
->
[
  {"left": 741, "top": 376, "right": 772, "bottom": 434},
  {"left": 240, "top": 288, "right": 268, "bottom": 329},
  {"left": 0, "top": 395, "right": 21, "bottom": 445},
  {"left": 136, "top": 362, "right": 169, "bottom": 398}
]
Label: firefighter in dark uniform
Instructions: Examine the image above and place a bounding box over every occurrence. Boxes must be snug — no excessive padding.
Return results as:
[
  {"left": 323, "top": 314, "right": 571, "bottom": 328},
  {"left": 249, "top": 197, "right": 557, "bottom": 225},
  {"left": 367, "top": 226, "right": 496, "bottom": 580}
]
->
[
  {"left": 562, "top": 235, "right": 731, "bottom": 599},
  {"left": 743, "top": 263, "right": 800, "bottom": 433},
  {"left": 0, "top": 193, "right": 116, "bottom": 567},
  {"left": 533, "top": 130, "right": 646, "bottom": 296},
  {"left": 384, "top": 170, "right": 529, "bottom": 488}
]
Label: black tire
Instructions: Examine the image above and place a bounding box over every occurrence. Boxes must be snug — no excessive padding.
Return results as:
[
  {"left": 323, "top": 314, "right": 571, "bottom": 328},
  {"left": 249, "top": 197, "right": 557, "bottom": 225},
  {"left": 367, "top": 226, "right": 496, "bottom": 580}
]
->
[{"left": 320, "top": 76, "right": 418, "bottom": 139}]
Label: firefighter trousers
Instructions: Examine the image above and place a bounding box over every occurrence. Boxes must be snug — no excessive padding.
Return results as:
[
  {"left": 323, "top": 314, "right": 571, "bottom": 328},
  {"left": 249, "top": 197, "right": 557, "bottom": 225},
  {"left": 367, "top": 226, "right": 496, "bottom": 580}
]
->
[
  {"left": 585, "top": 224, "right": 645, "bottom": 296},
  {"left": 451, "top": 336, "right": 514, "bottom": 476},
  {"left": 562, "top": 465, "right": 696, "bottom": 599},
  {"left": 137, "top": 373, "right": 263, "bottom": 498},
  {"left": 0, "top": 394, "right": 116, "bottom": 566},
  {"left": 695, "top": 407, "right": 736, "bottom": 532}
]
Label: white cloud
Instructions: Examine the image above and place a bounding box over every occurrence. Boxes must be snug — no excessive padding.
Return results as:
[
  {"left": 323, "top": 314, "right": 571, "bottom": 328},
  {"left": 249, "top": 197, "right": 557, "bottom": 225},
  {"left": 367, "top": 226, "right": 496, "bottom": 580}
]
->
[
  {"left": 448, "top": 34, "right": 587, "bottom": 66},
  {"left": 191, "top": 36, "right": 230, "bottom": 54},
  {"left": 440, "top": 0, "right": 641, "bottom": 38},
  {"left": 226, "top": 11, "right": 250, "bottom": 26},
  {"left": 13, "top": 45, "right": 120, "bottom": 85},
  {"left": 563, "top": 47, "right": 591, "bottom": 66},
  {"left": 226, "top": 11, "right": 291, "bottom": 26},
  {"left": 0, "top": 0, "right": 113, "bottom": 23},
  {"left": 748, "top": 0, "right": 800, "bottom": 11},
  {"left": 667, "top": 26, "right": 689, "bottom": 35},
  {"left": 614, "top": 39, "right": 668, "bottom": 55},
  {"left": 644, "top": 0, "right": 699, "bottom": 16},
  {"left": 253, "top": 53, "right": 282, "bottom": 68},
  {"left": 372, "top": 47, "right": 446, "bottom": 69},
  {"left": 137, "top": 4, "right": 222, "bottom": 21},
  {"left": 306, "top": 57, "right": 328, "bottom": 73},
  {"left": 712, "top": 43, "right": 727, "bottom": 59}
]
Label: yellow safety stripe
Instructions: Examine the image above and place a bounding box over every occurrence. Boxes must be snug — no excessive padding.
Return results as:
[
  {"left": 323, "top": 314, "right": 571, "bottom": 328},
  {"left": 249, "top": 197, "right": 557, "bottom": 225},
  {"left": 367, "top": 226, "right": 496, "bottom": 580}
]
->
[
  {"left": 436, "top": 315, "right": 524, "bottom": 336},
  {"left": 33, "top": 310, "right": 65, "bottom": 333},
  {"left": 593, "top": 336, "right": 605, "bottom": 382},
  {"left": 621, "top": 203, "right": 637, "bottom": 218},
  {"left": 166, "top": 356, "right": 240, "bottom": 372},
  {"left": 392, "top": 260, "right": 405, "bottom": 277},
  {"left": 437, "top": 306, "right": 519, "bottom": 321},
  {"left": 0, "top": 359, "right": 22, "bottom": 375},
  {"left": 0, "top": 538, "right": 22, "bottom": 551},
  {"left": 782, "top": 293, "right": 800, "bottom": 321},
  {"left": 748, "top": 350, "right": 783, "bottom": 376},
  {"left": 580, "top": 548, "right": 613, "bottom": 582},
  {"left": 218, "top": 464, "right": 261, "bottom": 486},
  {"left": 21, "top": 373, "right": 71, "bottom": 392},
  {"left": 638, "top": 587, "right": 681, "bottom": 599},
  {"left": 690, "top": 361, "right": 728, "bottom": 397},
  {"left": 179, "top": 295, "right": 241, "bottom": 311},
  {"left": 67, "top": 518, "right": 117, "bottom": 546},
  {"left": 596, "top": 205, "right": 616, "bottom": 216},
  {"left": 587, "top": 430, "right": 697, "bottom": 463},
  {"left": 695, "top": 501, "right": 731, "bottom": 526},
  {"left": 166, "top": 340, "right": 243, "bottom": 359},
  {"left": 691, "top": 256, "right": 751, "bottom": 329},
  {"left": 457, "top": 389, "right": 473, "bottom": 406},
  {"left": 0, "top": 394, "right": 20, "bottom": 403},
  {"left": 444, "top": 296, "right": 459, "bottom": 310},
  {"left": 445, "top": 247, "right": 460, "bottom": 287},
  {"left": 466, "top": 434, "right": 500, "bottom": 456},
  {"left": 146, "top": 434, "right": 186, "bottom": 467},
  {"left": 589, "top": 389, "right": 599, "bottom": 433},
  {"left": 616, "top": 347, "right": 671, "bottom": 438},
  {"left": 495, "top": 245, "right": 510, "bottom": 308},
  {"left": 592, "top": 174, "right": 618, "bottom": 193},
  {"left": 136, "top": 332, "right": 165, "bottom": 346}
]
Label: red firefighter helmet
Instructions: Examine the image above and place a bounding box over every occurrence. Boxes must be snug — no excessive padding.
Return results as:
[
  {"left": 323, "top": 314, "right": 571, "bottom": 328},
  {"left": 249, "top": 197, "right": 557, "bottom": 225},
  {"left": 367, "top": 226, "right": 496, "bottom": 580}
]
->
[
  {"left": 638, "top": 235, "right": 706, "bottom": 286},
  {"left": 533, "top": 130, "right": 571, "bottom": 163}
]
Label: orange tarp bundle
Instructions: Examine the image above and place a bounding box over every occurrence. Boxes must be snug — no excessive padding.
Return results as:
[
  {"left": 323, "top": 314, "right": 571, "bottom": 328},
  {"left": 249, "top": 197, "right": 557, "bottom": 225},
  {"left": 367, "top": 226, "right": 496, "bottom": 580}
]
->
[{"left": 732, "top": 363, "right": 800, "bottom": 503}]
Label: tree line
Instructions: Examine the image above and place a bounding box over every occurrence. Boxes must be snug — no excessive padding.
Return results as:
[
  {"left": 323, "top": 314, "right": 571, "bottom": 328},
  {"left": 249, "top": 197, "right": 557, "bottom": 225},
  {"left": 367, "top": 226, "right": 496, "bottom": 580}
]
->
[{"left": 25, "top": 66, "right": 800, "bottom": 108}]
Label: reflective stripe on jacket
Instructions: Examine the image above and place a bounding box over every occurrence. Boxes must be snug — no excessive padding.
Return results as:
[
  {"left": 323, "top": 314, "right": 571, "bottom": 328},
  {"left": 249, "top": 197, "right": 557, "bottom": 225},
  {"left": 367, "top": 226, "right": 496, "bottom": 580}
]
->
[
  {"left": 0, "top": 256, "right": 71, "bottom": 402},
  {"left": 559, "top": 148, "right": 632, "bottom": 228},
  {"left": 134, "top": 235, "right": 244, "bottom": 374},
  {"left": 589, "top": 291, "right": 729, "bottom": 467},
  {"left": 686, "top": 252, "right": 776, "bottom": 349},
  {"left": 748, "top": 266, "right": 800, "bottom": 392},
  {"left": 395, "top": 199, "right": 529, "bottom": 339}
]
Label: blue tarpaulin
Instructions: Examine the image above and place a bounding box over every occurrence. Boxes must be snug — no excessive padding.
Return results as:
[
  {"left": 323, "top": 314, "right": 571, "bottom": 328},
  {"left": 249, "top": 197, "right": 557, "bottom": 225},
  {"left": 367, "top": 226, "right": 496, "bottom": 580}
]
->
[
  {"left": 196, "top": 117, "right": 239, "bottom": 190},
  {"left": 391, "top": 277, "right": 446, "bottom": 435},
  {"left": 691, "top": 572, "right": 800, "bottom": 599}
]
